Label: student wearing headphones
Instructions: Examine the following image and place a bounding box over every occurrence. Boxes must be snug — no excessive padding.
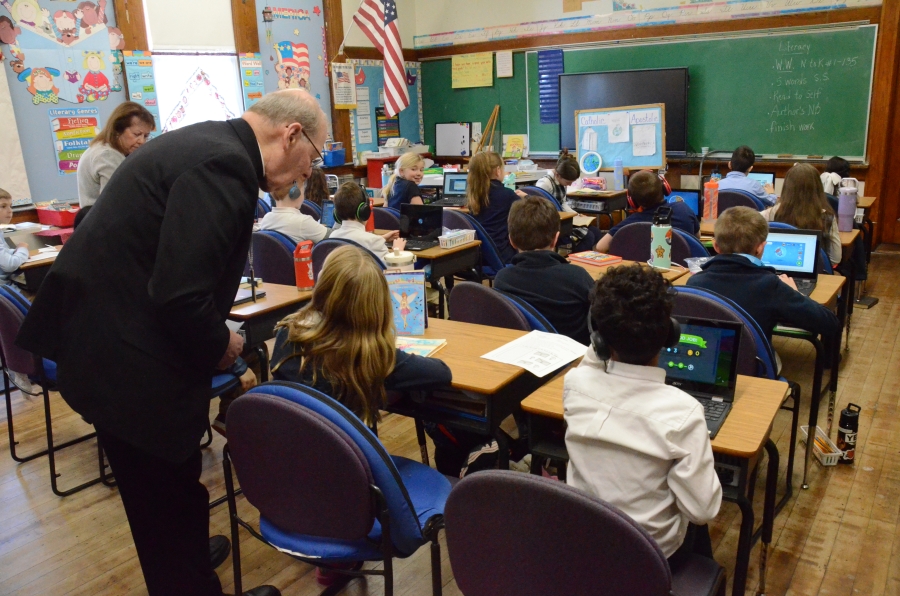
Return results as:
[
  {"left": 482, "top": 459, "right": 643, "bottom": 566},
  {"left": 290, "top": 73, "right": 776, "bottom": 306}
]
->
[
  {"left": 593, "top": 170, "right": 699, "bottom": 254},
  {"left": 564, "top": 265, "right": 722, "bottom": 570},
  {"left": 329, "top": 181, "right": 402, "bottom": 265}
]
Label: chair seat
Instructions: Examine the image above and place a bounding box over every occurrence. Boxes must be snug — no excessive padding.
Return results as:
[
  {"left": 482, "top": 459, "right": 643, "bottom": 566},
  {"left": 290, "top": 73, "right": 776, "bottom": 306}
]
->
[
  {"left": 211, "top": 373, "right": 240, "bottom": 396},
  {"left": 28, "top": 358, "right": 57, "bottom": 384},
  {"left": 259, "top": 455, "right": 451, "bottom": 562},
  {"left": 671, "top": 554, "right": 726, "bottom": 596}
]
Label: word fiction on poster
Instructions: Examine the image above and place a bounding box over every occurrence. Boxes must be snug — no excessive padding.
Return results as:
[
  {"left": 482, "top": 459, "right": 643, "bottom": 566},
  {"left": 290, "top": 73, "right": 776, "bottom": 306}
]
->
[{"left": 48, "top": 106, "right": 98, "bottom": 175}]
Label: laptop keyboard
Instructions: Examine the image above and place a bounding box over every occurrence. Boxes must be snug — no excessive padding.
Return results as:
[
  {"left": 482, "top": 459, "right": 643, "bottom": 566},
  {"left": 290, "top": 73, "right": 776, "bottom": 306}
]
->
[
  {"left": 694, "top": 397, "right": 732, "bottom": 439},
  {"left": 795, "top": 279, "right": 816, "bottom": 296},
  {"left": 430, "top": 197, "right": 467, "bottom": 207},
  {"left": 402, "top": 239, "right": 440, "bottom": 251}
]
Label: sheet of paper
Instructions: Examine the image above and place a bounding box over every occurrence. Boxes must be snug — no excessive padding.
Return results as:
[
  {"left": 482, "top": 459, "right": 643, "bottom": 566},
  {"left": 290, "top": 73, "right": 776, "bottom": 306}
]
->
[
  {"left": 225, "top": 319, "right": 245, "bottom": 332},
  {"left": 356, "top": 114, "right": 372, "bottom": 130},
  {"left": 481, "top": 331, "right": 588, "bottom": 378},
  {"left": 26, "top": 253, "right": 57, "bottom": 263},
  {"left": 608, "top": 112, "right": 629, "bottom": 144},
  {"left": 356, "top": 87, "right": 370, "bottom": 100},
  {"left": 359, "top": 129, "right": 373, "bottom": 144},
  {"left": 16, "top": 222, "right": 40, "bottom": 229},
  {"left": 632, "top": 124, "right": 656, "bottom": 157},
  {"left": 357, "top": 101, "right": 371, "bottom": 116},
  {"left": 496, "top": 51, "right": 513, "bottom": 78},
  {"left": 451, "top": 52, "right": 494, "bottom": 89}
]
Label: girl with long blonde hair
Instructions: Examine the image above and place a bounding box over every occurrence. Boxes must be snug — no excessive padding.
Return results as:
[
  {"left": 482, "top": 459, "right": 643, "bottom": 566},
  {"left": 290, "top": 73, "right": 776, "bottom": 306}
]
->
[
  {"left": 383, "top": 152, "right": 425, "bottom": 210},
  {"left": 271, "top": 245, "right": 450, "bottom": 426},
  {"left": 762, "top": 163, "right": 841, "bottom": 265},
  {"left": 466, "top": 151, "right": 523, "bottom": 263}
]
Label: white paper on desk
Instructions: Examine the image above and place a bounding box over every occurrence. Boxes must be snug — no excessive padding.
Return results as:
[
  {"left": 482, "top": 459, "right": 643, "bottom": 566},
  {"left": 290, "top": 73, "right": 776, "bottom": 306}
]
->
[
  {"left": 481, "top": 331, "right": 588, "bottom": 378},
  {"left": 16, "top": 222, "right": 39, "bottom": 229},
  {"left": 225, "top": 319, "right": 245, "bottom": 332},
  {"left": 38, "top": 247, "right": 57, "bottom": 253},
  {"left": 26, "top": 253, "right": 56, "bottom": 263},
  {"left": 632, "top": 124, "right": 656, "bottom": 157},
  {"left": 608, "top": 112, "right": 629, "bottom": 144}
]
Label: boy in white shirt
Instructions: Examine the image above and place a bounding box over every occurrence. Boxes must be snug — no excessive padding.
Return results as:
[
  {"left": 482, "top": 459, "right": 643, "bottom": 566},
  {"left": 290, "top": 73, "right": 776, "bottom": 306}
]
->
[
  {"left": 564, "top": 264, "right": 722, "bottom": 570},
  {"left": 329, "top": 182, "right": 401, "bottom": 265},
  {"left": 258, "top": 185, "right": 328, "bottom": 245},
  {"left": 0, "top": 189, "right": 29, "bottom": 283}
]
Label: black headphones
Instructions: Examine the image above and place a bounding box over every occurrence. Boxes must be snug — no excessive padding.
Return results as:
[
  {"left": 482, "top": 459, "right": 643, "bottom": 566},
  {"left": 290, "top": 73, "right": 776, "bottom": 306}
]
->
[
  {"left": 587, "top": 311, "right": 681, "bottom": 361},
  {"left": 626, "top": 170, "right": 673, "bottom": 211},
  {"left": 334, "top": 185, "right": 371, "bottom": 224}
]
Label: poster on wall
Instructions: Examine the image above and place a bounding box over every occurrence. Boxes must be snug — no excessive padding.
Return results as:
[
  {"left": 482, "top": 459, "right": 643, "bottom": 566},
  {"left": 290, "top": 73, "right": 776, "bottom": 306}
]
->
[
  {"left": 122, "top": 51, "right": 161, "bottom": 135},
  {"left": 330, "top": 62, "right": 355, "bottom": 110},
  {"left": 239, "top": 53, "right": 265, "bottom": 109},
  {"left": 48, "top": 106, "right": 98, "bottom": 175},
  {"left": 257, "top": 3, "right": 332, "bottom": 131}
]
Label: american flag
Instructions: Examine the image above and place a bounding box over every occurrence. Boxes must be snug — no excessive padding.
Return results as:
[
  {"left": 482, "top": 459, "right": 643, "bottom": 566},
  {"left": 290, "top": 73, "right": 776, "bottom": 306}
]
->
[
  {"left": 336, "top": 71, "right": 351, "bottom": 84},
  {"left": 352, "top": 0, "right": 410, "bottom": 117},
  {"left": 276, "top": 42, "right": 310, "bottom": 73}
]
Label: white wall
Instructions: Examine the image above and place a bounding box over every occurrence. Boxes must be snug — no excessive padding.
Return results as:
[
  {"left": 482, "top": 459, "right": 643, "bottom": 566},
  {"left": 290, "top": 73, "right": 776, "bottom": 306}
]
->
[
  {"left": 414, "top": 0, "right": 604, "bottom": 37},
  {"left": 144, "top": 0, "right": 236, "bottom": 51},
  {"left": 342, "top": 0, "right": 417, "bottom": 48}
]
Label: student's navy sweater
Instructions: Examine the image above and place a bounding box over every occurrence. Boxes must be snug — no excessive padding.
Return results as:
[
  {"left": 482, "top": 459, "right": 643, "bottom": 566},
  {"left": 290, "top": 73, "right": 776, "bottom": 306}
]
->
[
  {"left": 387, "top": 178, "right": 422, "bottom": 210},
  {"left": 494, "top": 250, "right": 595, "bottom": 345},
  {"left": 473, "top": 180, "right": 520, "bottom": 264},
  {"left": 686, "top": 254, "right": 840, "bottom": 342},
  {"left": 608, "top": 201, "right": 699, "bottom": 237}
]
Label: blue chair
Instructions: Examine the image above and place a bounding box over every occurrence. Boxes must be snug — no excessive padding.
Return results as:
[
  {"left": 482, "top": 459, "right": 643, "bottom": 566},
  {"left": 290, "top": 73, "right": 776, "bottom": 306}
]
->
[
  {"left": 449, "top": 282, "right": 531, "bottom": 331},
  {"left": 717, "top": 189, "right": 766, "bottom": 211},
  {"left": 311, "top": 238, "right": 385, "bottom": 280},
  {"left": 300, "top": 201, "right": 322, "bottom": 221},
  {"left": 445, "top": 470, "right": 726, "bottom": 596},
  {"left": 223, "top": 382, "right": 450, "bottom": 595},
  {"left": 256, "top": 197, "right": 272, "bottom": 219},
  {"left": 458, "top": 212, "right": 508, "bottom": 280},
  {"left": 494, "top": 290, "right": 557, "bottom": 333},
  {"left": 373, "top": 207, "right": 401, "bottom": 231},
  {"left": 676, "top": 229, "right": 711, "bottom": 259},
  {"left": 519, "top": 186, "right": 562, "bottom": 211},
  {"left": 442, "top": 208, "right": 472, "bottom": 232},
  {"left": 608, "top": 222, "right": 695, "bottom": 267},
  {"left": 249, "top": 231, "right": 296, "bottom": 286},
  {"left": 767, "top": 222, "right": 834, "bottom": 273}
]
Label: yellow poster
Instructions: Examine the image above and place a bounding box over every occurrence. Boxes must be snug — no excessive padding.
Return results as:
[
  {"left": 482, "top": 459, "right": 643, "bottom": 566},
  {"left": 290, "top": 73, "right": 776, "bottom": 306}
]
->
[{"left": 451, "top": 53, "right": 493, "bottom": 89}]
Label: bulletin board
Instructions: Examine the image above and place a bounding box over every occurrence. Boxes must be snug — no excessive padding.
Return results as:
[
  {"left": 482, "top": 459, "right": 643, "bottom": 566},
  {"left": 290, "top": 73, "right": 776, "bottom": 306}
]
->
[
  {"left": 348, "top": 59, "right": 423, "bottom": 165},
  {"left": 575, "top": 103, "right": 665, "bottom": 173}
]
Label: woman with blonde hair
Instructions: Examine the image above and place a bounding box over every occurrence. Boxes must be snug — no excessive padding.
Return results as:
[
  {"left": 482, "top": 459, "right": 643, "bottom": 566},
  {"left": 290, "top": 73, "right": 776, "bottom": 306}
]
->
[
  {"left": 77, "top": 101, "right": 155, "bottom": 207},
  {"left": 271, "top": 245, "right": 451, "bottom": 427},
  {"left": 466, "top": 151, "right": 524, "bottom": 263},
  {"left": 762, "top": 163, "right": 841, "bottom": 265},
  {"left": 383, "top": 152, "right": 425, "bottom": 210}
]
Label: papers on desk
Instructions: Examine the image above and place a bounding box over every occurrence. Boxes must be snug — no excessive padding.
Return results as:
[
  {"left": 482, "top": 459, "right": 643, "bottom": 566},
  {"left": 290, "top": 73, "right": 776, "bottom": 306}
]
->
[
  {"left": 25, "top": 253, "right": 57, "bottom": 263},
  {"left": 481, "top": 331, "right": 588, "bottom": 377},
  {"left": 15, "top": 222, "right": 40, "bottom": 229}
]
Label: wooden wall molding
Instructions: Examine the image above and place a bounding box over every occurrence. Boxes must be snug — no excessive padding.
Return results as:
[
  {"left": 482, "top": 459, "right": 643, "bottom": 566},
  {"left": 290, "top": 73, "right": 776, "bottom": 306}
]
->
[
  {"left": 323, "top": 0, "right": 352, "bottom": 155},
  {"left": 112, "top": 0, "right": 149, "bottom": 50},
  {"left": 231, "top": 0, "right": 260, "bottom": 54}
]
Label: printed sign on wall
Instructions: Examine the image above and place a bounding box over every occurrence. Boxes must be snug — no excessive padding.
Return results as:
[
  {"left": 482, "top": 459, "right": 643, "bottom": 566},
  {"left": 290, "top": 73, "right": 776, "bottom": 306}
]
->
[
  {"left": 239, "top": 53, "right": 265, "bottom": 109},
  {"left": 122, "top": 50, "right": 161, "bottom": 135},
  {"left": 48, "top": 106, "right": 98, "bottom": 175}
]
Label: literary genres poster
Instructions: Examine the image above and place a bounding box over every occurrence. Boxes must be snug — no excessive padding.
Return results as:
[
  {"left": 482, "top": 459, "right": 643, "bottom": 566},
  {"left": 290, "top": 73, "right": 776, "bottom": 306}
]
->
[{"left": 48, "top": 106, "right": 97, "bottom": 174}]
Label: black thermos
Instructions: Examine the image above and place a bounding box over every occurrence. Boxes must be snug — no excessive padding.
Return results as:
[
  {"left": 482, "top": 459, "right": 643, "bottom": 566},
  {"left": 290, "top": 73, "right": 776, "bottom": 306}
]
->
[{"left": 837, "top": 403, "right": 861, "bottom": 464}]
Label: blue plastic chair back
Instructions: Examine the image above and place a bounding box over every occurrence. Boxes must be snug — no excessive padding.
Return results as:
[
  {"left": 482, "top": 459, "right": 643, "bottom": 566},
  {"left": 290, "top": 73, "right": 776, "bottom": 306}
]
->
[
  {"left": 495, "top": 290, "right": 557, "bottom": 333},
  {"left": 311, "top": 238, "right": 386, "bottom": 280},
  {"left": 258, "top": 230, "right": 297, "bottom": 253},
  {"left": 718, "top": 189, "right": 766, "bottom": 211},
  {"left": 373, "top": 207, "right": 401, "bottom": 231},
  {"left": 243, "top": 381, "right": 448, "bottom": 556},
  {"left": 300, "top": 201, "right": 322, "bottom": 221},
  {"left": 520, "top": 186, "right": 562, "bottom": 211},
  {"left": 459, "top": 212, "right": 507, "bottom": 277},
  {"left": 674, "top": 286, "right": 777, "bottom": 379},
  {"left": 674, "top": 229, "right": 710, "bottom": 258},
  {"left": 442, "top": 209, "right": 473, "bottom": 231},
  {"left": 767, "top": 222, "right": 833, "bottom": 274},
  {"left": 257, "top": 197, "right": 272, "bottom": 219}
]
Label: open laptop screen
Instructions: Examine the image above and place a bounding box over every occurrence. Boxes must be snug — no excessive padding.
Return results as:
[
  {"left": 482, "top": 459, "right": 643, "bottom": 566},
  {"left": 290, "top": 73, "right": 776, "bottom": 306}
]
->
[
  {"left": 747, "top": 172, "right": 775, "bottom": 187},
  {"left": 320, "top": 200, "right": 336, "bottom": 228},
  {"left": 761, "top": 230, "right": 819, "bottom": 277},
  {"left": 399, "top": 204, "right": 443, "bottom": 239},
  {"left": 659, "top": 318, "right": 742, "bottom": 398},
  {"left": 666, "top": 189, "right": 700, "bottom": 216},
  {"left": 443, "top": 173, "right": 468, "bottom": 197}
]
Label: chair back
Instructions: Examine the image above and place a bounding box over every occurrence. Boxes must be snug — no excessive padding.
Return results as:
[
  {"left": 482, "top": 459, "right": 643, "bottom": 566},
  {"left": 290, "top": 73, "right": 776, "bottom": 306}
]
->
[
  {"left": 311, "top": 238, "right": 385, "bottom": 280},
  {"left": 449, "top": 282, "right": 529, "bottom": 331},
  {"left": 767, "top": 222, "right": 833, "bottom": 273},
  {"left": 250, "top": 231, "right": 296, "bottom": 286},
  {"left": 300, "top": 201, "right": 322, "bottom": 221},
  {"left": 231, "top": 381, "right": 449, "bottom": 555},
  {"left": 0, "top": 291, "right": 34, "bottom": 375},
  {"left": 717, "top": 190, "right": 765, "bottom": 211},
  {"left": 608, "top": 222, "right": 693, "bottom": 266},
  {"left": 459, "top": 212, "right": 507, "bottom": 276},
  {"left": 675, "top": 229, "right": 710, "bottom": 259},
  {"left": 256, "top": 197, "right": 272, "bottom": 219},
  {"left": 445, "top": 470, "right": 672, "bottom": 596},
  {"left": 495, "top": 290, "right": 557, "bottom": 333},
  {"left": 519, "top": 186, "right": 562, "bottom": 210},
  {"left": 442, "top": 209, "right": 473, "bottom": 231},
  {"left": 373, "top": 207, "right": 401, "bottom": 230},
  {"left": 673, "top": 286, "right": 777, "bottom": 379}
]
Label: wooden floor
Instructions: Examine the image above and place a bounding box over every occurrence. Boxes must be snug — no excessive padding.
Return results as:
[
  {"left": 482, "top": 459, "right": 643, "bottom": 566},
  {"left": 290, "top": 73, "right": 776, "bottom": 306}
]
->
[{"left": 1, "top": 253, "right": 899, "bottom": 596}]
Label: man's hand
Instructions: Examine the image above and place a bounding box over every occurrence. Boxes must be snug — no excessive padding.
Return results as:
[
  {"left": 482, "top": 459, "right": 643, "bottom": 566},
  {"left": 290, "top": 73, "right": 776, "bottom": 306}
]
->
[
  {"left": 217, "top": 330, "right": 244, "bottom": 370},
  {"left": 238, "top": 368, "right": 257, "bottom": 392},
  {"left": 779, "top": 274, "right": 798, "bottom": 292}
]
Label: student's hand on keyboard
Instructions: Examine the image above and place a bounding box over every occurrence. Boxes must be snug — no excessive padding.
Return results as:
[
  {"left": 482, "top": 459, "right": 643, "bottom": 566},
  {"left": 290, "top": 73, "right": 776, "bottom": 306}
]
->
[
  {"left": 764, "top": 183, "right": 776, "bottom": 194},
  {"left": 779, "top": 274, "right": 798, "bottom": 292},
  {"left": 391, "top": 238, "right": 406, "bottom": 251},
  {"left": 382, "top": 230, "right": 399, "bottom": 241}
]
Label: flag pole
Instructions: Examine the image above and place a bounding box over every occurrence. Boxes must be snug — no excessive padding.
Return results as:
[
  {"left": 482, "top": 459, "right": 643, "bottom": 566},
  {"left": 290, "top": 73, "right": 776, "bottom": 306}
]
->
[{"left": 335, "top": 0, "right": 367, "bottom": 59}]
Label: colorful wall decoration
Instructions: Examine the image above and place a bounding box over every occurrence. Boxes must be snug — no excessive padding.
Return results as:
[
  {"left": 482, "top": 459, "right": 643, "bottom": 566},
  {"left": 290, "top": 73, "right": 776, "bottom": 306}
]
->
[
  {"left": 122, "top": 50, "right": 161, "bottom": 134},
  {"left": 239, "top": 52, "right": 265, "bottom": 108},
  {"left": 48, "top": 106, "right": 97, "bottom": 174}
]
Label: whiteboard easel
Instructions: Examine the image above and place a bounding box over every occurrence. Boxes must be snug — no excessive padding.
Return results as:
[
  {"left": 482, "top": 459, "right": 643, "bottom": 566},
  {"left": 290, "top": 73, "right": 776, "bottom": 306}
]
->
[{"left": 436, "top": 122, "right": 472, "bottom": 157}]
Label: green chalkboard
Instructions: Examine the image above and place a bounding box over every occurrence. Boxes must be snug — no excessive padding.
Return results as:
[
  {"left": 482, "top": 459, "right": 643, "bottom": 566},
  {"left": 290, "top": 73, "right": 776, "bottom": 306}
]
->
[
  {"left": 421, "top": 26, "right": 876, "bottom": 160},
  {"left": 527, "top": 26, "right": 876, "bottom": 158}
]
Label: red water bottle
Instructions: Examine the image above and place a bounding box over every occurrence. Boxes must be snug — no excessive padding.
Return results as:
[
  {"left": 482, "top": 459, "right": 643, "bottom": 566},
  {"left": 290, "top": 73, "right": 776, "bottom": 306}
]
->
[
  {"left": 294, "top": 240, "right": 315, "bottom": 290},
  {"left": 365, "top": 197, "right": 375, "bottom": 232}
]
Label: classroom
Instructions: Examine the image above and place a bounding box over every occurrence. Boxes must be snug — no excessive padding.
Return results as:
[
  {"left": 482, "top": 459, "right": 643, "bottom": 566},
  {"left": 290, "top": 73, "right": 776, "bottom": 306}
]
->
[{"left": 0, "top": 0, "right": 899, "bottom": 595}]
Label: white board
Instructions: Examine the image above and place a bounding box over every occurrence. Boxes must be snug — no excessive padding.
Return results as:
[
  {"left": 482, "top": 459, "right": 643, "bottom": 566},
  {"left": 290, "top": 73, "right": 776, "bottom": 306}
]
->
[
  {"left": 435, "top": 122, "right": 471, "bottom": 157},
  {"left": 0, "top": 66, "right": 31, "bottom": 202}
]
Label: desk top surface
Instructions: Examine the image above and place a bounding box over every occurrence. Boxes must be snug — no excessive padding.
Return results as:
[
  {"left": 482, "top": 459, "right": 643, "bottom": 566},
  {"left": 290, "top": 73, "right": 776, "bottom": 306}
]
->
[
  {"left": 858, "top": 196, "right": 876, "bottom": 209},
  {"left": 417, "top": 318, "right": 532, "bottom": 394},
  {"left": 567, "top": 189, "right": 628, "bottom": 199},
  {"left": 372, "top": 230, "right": 481, "bottom": 259},
  {"left": 21, "top": 248, "right": 60, "bottom": 270},
  {"left": 839, "top": 229, "right": 860, "bottom": 247},
  {"left": 521, "top": 372, "right": 789, "bottom": 458},
  {"left": 673, "top": 271, "right": 844, "bottom": 306},
  {"left": 701, "top": 221, "right": 862, "bottom": 249},
  {"left": 229, "top": 283, "right": 311, "bottom": 321},
  {"left": 569, "top": 259, "right": 689, "bottom": 283}
]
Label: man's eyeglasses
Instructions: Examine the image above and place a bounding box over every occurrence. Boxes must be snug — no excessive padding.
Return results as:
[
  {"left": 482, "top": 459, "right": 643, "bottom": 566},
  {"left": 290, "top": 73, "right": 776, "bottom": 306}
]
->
[{"left": 301, "top": 128, "right": 324, "bottom": 168}]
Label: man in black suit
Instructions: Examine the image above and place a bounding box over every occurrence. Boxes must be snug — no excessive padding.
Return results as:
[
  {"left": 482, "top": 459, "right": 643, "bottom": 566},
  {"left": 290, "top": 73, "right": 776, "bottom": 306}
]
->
[{"left": 17, "top": 89, "right": 327, "bottom": 596}]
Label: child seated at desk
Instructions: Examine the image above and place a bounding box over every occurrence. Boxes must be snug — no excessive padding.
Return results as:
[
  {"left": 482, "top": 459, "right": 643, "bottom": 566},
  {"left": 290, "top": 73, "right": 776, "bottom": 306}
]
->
[
  {"left": 383, "top": 152, "right": 425, "bottom": 210},
  {"left": 494, "top": 196, "right": 594, "bottom": 344},
  {"left": 271, "top": 245, "right": 452, "bottom": 428},
  {"left": 762, "top": 163, "right": 841, "bottom": 266},
  {"left": 329, "top": 182, "right": 401, "bottom": 265},
  {"left": 534, "top": 150, "right": 601, "bottom": 252},
  {"left": 564, "top": 264, "right": 722, "bottom": 568},
  {"left": 687, "top": 206, "right": 840, "bottom": 348},
  {"left": 0, "top": 188, "right": 29, "bottom": 283},
  {"left": 716, "top": 145, "right": 777, "bottom": 207},
  {"left": 467, "top": 151, "right": 525, "bottom": 264},
  {"left": 258, "top": 184, "right": 329, "bottom": 245},
  {"left": 594, "top": 171, "right": 699, "bottom": 254}
]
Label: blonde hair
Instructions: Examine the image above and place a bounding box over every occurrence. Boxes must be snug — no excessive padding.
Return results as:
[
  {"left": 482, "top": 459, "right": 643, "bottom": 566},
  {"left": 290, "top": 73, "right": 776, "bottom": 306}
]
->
[
  {"left": 776, "top": 163, "right": 835, "bottom": 234},
  {"left": 0, "top": 188, "right": 11, "bottom": 203},
  {"left": 274, "top": 246, "right": 395, "bottom": 426},
  {"left": 714, "top": 206, "right": 769, "bottom": 255},
  {"left": 383, "top": 152, "right": 424, "bottom": 198},
  {"left": 11, "top": 0, "right": 43, "bottom": 26},
  {"left": 466, "top": 151, "right": 503, "bottom": 216}
]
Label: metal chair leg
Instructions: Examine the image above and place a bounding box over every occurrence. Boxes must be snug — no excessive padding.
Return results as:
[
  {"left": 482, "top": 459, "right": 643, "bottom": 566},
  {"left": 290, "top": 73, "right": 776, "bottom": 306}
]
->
[
  {"left": 200, "top": 422, "right": 213, "bottom": 449},
  {"left": 4, "top": 368, "right": 50, "bottom": 463},
  {"left": 43, "top": 383, "right": 102, "bottom": 497},
  {"left": 97, "top": 436, "right": 116, "bottom": 487},
  {"left": 430, "top": 536, "right": 442, "bottom": 596},
  {"left": 224, "top": 447, "right": 244, "bottom": 596},
  {"left": 414, "top": 419, "right": 429, "bottom": 465}
]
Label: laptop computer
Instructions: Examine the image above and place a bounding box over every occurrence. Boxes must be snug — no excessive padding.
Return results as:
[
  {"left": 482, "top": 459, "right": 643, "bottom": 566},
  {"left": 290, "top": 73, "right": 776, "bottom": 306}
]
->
[
  {"left": 760, "top": 229, "right": 821, "bottom": 296},
  {"left": 659, "top": 317, "right": 743, "bottom": 439},
  {"left": 320, "top": 200, "right": 336, "bottom": 228},
  {"left": 666, "top": 189, "right": 700, "bottom": 217},
  {"left": 4, "top": 232, "right": 50, "bottom": 252},
  {"left": 399, "top": 204, "right": 443, "bottom": 251},
  {"left": 430, "top": 173, "right": 469, "bottom": 207},
  {"left": 747, "top": 171, "right": 775, "bottom": 187}
]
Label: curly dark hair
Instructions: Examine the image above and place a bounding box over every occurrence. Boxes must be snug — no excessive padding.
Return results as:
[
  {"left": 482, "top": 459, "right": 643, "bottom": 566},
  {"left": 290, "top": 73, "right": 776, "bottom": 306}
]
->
[{"left": 590, "top": 264, "right": 673, "bottom": 365}]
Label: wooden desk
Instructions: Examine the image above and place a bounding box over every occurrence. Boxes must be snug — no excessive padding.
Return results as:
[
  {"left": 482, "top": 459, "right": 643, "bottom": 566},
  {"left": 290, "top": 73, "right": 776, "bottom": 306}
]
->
[
  {"left": 700, "top": 220, "right": 715, "bottom": 237},
  {"left": 521, "top": 374, "right": 788, "bottom": 596},
  {"left": 18, "top": 248, "right": 60, "bottom": 292},
  {"left": 566, "top": 190, "right": 628, "bottom": 229},
  {"left": 857, "top": 195, "right": 876, "bottom": 210},
  {"left": 569, "top": 258, "right": 689, "bottom": 284}
]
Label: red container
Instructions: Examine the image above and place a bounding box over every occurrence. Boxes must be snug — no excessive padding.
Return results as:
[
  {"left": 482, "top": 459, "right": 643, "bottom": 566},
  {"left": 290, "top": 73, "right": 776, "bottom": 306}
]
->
[
  {"left": 294, "top": 240, "right": 315, "bottom": 291},
  {"left": 36, "top": 207, "right": 80, "bottom": 227}
]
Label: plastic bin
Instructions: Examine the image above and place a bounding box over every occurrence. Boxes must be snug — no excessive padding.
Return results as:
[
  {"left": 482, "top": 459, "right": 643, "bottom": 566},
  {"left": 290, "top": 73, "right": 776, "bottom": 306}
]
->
[
  {"left": 323, "top": 148, "right": 346, "bottom": 167},
  {"left": 36, "top": 206, "right": 80, "bottom": 227},
  {"left": 439, "top": 230, "right": 476, "bottom": 249},
  {"left": 800, "top": 425, "right": 841, "bottom": 466}
]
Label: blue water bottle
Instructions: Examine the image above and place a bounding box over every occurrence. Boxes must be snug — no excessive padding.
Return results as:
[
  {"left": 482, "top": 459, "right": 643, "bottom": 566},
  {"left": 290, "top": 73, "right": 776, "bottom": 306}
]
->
[{"left": 613, "top": 158, "right": 624, "bottom": 191}]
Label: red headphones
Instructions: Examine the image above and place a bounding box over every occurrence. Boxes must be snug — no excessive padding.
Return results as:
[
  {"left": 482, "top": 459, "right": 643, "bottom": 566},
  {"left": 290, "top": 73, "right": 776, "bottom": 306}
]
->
[{"left": 626, "top": 170, "right": 672, "bottom": 212}]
